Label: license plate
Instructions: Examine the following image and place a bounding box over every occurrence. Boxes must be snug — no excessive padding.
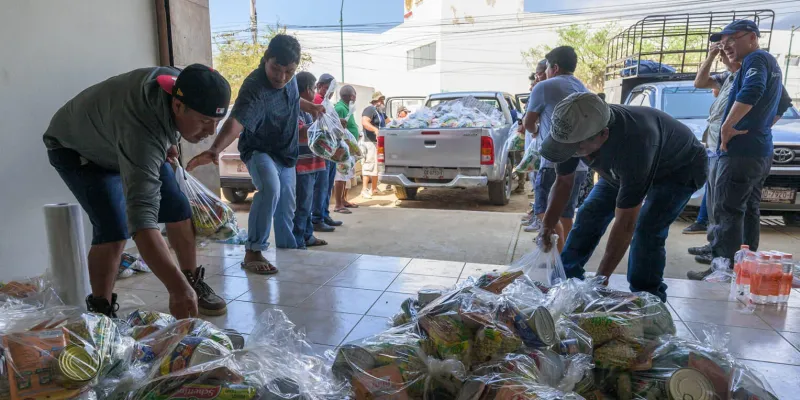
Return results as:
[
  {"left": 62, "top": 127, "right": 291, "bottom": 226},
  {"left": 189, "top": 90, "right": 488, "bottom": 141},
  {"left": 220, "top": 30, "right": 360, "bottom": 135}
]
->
[
  {"left": 236, "top": 161, "right": 248, "bottom": 173},
  {"left": 762, "top": 187, "right": 797, "bottom": 204},
  {"left": 423, "top": 167, "right": 443, "bottom": 178}
]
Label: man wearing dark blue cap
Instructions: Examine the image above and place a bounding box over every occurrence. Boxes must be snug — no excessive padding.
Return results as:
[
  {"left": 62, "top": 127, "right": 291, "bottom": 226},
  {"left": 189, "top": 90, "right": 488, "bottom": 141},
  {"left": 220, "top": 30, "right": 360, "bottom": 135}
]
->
[
  {"left": 44, "top": 64, "right": 232, "bottom": 318},
  {"left": 705, "top": 20, "right": 784, "bottom": 266}
]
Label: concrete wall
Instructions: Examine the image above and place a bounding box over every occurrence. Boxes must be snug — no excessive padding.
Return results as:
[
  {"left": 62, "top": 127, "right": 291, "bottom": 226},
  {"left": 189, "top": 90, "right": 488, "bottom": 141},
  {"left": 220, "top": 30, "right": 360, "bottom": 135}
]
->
[{"left": 0, "top": 0, "right": 159, "bottom": 277}]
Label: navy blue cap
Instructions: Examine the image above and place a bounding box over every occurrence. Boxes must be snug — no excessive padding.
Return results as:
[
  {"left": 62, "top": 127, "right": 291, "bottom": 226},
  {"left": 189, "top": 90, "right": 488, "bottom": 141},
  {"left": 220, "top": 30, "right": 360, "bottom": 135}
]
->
[{"left": 710, "top": 20, "right": 760, "bottom": 42}]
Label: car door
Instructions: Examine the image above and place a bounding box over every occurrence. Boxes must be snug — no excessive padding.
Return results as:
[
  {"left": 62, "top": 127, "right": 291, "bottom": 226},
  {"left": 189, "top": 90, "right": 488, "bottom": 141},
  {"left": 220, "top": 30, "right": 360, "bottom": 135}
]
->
[
  {"left": 385, "top": 96, "right": 425, "bottom": 119},
  {"left": 515, "top": 93, "right": 530, "bottom": 112}
]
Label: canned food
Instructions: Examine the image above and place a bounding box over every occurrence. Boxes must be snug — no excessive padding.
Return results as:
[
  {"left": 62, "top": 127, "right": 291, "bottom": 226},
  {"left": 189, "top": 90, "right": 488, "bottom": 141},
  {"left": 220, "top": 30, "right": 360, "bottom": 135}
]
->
[
  {"left": 332, "top": 344, "right": 377, "bottom": 380},
  {"left": 57, "top": 344, "right": 100, "bottom": 385},
  {"left": 156, "top": 336, "right": 228, "bottom": 377},
  {"left": 127, "top": 310, "right": 175, "bottom": 327},
  {"left": 513, "top": 306, "right": 556, "bottom": 347},
  {"left": 668, "top": 368, "right": 715, "bottom": 400},
  {"left": 558, "top": 339, "right": 580, "bottom": 355}
]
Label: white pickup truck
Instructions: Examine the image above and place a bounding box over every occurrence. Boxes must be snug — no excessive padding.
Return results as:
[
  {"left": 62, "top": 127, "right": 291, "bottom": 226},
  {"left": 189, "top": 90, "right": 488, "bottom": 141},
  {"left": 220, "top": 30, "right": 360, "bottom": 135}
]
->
[{"left": 378, "top": 92, "right": 523, "bottom": 205}]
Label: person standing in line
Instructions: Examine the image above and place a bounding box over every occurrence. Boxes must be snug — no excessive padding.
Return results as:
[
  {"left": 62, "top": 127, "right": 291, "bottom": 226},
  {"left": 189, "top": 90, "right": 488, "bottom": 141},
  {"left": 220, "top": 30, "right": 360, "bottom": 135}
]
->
[
  {"left": 292, "top": 71, "right": 329, "bottom": 248},
  {"left": 44, "top": 64, "right": 231, "bottom": 318},
  {"left": 361, "top": 91, "right": 387, "bottom": 199},
  {"left": 188, "top": 34, "right": 324, "bottom": 274},
  {"left": 519, "top": 47, "right": 589, "bottom": 252},
  {"left": 332, "top": 85, "right": 361, "bottom": 213},
  {"left": 538, "top": 93, "right": 707, "bottom": 302},
  {"left": 688, "top": 20, "right": 790, "bottom": 275},
  {"left": 310, "top": 73, "right": 342, "bottom": 232},
  {"left": 522, "top": 59, "right": 549, "bottom": 218}
]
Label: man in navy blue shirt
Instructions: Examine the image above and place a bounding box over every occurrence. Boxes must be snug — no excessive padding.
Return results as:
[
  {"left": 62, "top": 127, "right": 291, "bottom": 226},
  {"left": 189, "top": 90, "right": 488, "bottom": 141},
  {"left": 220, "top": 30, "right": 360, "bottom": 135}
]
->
[
  {"left": 188, "top": 35, "right": 323, "bottom": 274},
  {"left": 705, "top": 20, "right": 783, "bottom": 265}
]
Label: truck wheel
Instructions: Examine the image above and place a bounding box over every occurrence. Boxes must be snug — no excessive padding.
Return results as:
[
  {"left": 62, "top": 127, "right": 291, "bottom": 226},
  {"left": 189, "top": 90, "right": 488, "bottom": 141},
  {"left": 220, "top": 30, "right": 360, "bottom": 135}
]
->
[
  {"left": 395, "top": 186, "right": 418, "bottom": 200},
  {"left": 222, "top": 188, "right": 249, "bottom": 204},
  {"left": 488, "top": 162, "right": 512, "bottom": 206}
]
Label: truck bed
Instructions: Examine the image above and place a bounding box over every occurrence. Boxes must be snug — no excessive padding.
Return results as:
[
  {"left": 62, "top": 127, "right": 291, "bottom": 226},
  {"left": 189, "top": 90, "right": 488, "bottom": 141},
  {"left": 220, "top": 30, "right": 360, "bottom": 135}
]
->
[{"left": 382, "top": 127, "right": 489, "bottom": 169}]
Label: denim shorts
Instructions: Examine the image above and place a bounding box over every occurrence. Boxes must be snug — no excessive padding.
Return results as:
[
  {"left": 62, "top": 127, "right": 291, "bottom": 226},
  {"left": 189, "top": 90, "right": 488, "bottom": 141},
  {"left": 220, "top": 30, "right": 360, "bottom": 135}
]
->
[
  {"left": 533, "top": 168, "right": 587, "bottom": 218},
  {"left": 48, "top": 148, "right": 191, "bottom": 245}
]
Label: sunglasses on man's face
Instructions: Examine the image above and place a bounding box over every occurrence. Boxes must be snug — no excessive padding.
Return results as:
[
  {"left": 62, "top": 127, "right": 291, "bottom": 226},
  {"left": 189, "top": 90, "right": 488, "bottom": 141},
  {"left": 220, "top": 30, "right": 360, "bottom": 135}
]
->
[{"left": 721, "top": 32, "right": 749, "bottom": 46}]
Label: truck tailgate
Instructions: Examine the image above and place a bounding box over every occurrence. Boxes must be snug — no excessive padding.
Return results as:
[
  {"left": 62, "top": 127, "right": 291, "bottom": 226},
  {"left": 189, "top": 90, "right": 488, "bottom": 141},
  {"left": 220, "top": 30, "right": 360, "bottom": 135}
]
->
[{"left": 382, "top": 128, "right": 486, "bottom": 168}]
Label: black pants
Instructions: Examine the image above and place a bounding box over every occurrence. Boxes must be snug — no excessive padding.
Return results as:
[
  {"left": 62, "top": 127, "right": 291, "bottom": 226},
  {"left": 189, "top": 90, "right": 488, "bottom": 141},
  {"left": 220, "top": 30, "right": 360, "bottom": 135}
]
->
[{"left": 706, "top": 154, "right": 772, "bottom": 262}]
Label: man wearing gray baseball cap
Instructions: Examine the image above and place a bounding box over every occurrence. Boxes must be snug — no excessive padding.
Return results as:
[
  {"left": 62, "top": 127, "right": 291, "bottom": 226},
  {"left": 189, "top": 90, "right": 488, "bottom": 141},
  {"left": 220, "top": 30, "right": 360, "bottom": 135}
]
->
[{"left": 538, "top": 92, "right": 707, "bottom": 301}]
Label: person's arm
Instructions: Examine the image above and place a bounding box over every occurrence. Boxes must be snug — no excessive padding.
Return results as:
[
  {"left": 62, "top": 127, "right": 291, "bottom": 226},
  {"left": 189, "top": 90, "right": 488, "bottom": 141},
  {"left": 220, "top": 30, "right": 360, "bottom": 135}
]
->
[
  {"left": 186, "top": 116, "right": 244, "bottom": 170},
  {"left": 524, "top": 83, "right": 546, "bottom": 135},
  {"left": 523, "top": 111, "right": 541, "bottom": 135},
  {"left": 118, "top": 134, "right": 197, "bottom": 318},
  {"left": 596, "top": 205, "right": 641, "bottom": 279},
  {"left": 720, "top": 55, "right": 769, "bottom": 151},
  {"left": 362, "top": 107, "right": 379, "bottom": 133},
  {"left": 539, "top": 158, "right": 579, "bottom": 251},
  {"left": 694, "top": 45, "right": 723, "bottom": 89},
  {"left": 301, "top": 97, "right": 324, "bottom": 117}
]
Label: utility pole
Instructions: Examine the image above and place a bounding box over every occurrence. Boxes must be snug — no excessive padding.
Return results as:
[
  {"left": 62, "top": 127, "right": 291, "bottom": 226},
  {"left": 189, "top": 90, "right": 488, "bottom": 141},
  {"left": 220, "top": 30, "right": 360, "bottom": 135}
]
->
[
  {"left": 785, "top": 25, "right": 798, "bottom": 86},
  {"left": 340, "top": 0, "right": 345, "bottom": 82},
  {"left": 250, "top": 0, "right": 258, "bottom": 45}
]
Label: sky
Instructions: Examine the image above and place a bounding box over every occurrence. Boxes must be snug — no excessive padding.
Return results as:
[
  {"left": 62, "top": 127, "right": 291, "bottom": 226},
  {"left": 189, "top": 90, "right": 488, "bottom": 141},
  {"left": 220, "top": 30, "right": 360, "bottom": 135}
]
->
[{"left": 210, "top": 0, "right": 800, "bottom": 34}]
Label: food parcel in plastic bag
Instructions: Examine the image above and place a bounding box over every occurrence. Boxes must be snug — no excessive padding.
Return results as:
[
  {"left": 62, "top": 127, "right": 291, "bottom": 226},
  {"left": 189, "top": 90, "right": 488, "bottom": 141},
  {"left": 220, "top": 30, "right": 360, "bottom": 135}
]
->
[
  {"left": 510, "top": 234, "right": 568, "bottom": 286},
  {"left": 309, "top": 79, "right": 362, "bottom": 162},
  {"left": 388, "top": 96, "right": 505, "bottom": 130},
  {"left": 514, "top": 142, "right": 541, "bottom": 174},
  {"left": 175, "top": 166, "right": 240, "bottom": 241},
  {"left": 504, "top": 122, "right": 525, "bottom": 153},
  {"left": 0, "top": 306, "right": 134, "bottom": 400}
]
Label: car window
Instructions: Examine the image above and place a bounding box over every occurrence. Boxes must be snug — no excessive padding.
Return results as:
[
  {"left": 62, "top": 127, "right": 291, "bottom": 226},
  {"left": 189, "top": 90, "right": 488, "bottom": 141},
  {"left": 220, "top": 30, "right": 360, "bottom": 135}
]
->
[
  {"left": 661, "top": 87, "right": 715, "bottom": 119},
  {"left": 783, "top": 107, "right": 799, "bottom": 119},
  {"left": 641, "top": 90, "right": 655, "bottom": 107},
  {"left": 505, "top": 96, "right": 518, "bottom": 112},
  {"left": 628, "top": 91, "right": 646, "bottom": 106}
]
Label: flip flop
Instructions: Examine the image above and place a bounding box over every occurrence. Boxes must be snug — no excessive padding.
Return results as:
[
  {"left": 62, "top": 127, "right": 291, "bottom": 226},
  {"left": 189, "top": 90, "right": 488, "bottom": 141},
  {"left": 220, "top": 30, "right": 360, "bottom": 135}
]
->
[
  {"left": 306, "top": 237, "right": 328, "bottom": 247},
  {"left": 240, "top": 260, "right": 278, "bottom": 275},
  {"left": 334, "top": 208, "right": 352, "bottom": 214},
  {"left": 344, "top": 202, "right": 359, "bottom": 208}
]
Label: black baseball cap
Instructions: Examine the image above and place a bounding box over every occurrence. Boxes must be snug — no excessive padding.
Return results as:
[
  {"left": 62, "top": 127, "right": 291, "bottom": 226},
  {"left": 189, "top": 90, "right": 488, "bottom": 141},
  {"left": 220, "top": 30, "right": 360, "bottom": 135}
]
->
[
  {"left": 158, "top": 64, "right": 231, "bottom": 117},
  {"left": 318, "top": 73, "right": 335, "bottom": 85},
  {"left": 710, "top": 20, "right": 760, "bottom": 42}
]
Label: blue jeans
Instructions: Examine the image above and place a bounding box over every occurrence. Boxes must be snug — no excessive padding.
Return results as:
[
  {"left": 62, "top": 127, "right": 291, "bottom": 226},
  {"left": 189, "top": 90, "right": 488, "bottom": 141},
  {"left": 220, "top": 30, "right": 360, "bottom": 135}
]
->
[
  {"left": 293, "top": 172, "right": 316, "bottom": 248},
  {"left": 245, "top": 151, "right": 297, "bottom": 250},
  {"left": 312, "top": 161, "right": 336, "bottom": 224},
  {"left": 696, "top": 191, "right": 709, "bottom": 225},
  {"left": 561, "top": 178, "right": 697, "bottom": 301},
  {"left": 533, "top": 169, "right": 588, "bottom": 218}
]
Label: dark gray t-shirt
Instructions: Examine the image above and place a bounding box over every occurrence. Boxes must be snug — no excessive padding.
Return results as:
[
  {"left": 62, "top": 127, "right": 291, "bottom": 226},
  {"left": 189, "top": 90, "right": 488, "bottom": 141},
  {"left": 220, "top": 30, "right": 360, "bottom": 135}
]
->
[
  {"left": 556, "top": 105, "right": 706, "bottom": 209},
  {"left": 362, "top": 105, "right": 386, "bottom": 143},
  {"left": 43, "top": 67, "right": 180, "bottom": 233}
]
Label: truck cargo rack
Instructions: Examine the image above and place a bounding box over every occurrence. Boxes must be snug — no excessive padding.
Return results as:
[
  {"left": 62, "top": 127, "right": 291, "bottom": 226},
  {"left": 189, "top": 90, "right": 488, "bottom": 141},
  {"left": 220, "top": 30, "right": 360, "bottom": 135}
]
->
[{"left": 605, "top": 10, "right": 775, "bottom": 81}]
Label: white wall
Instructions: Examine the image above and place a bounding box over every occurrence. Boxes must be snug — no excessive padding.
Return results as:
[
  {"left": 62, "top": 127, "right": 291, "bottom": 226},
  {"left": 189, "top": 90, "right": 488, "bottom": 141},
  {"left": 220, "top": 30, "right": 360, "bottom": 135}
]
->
[{"left": 0, "top": 0, "right": 159, "bottom": 278}]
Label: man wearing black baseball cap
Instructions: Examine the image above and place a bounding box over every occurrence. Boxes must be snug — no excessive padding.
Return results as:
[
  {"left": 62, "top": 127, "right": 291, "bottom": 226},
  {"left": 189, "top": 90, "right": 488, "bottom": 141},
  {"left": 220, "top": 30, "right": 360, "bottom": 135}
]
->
[
  {"left": 703, "top": 19, "right": 784, "bottom": 268},
  {"left": 537, "top": 92, "right": 707, "bottom": 301},
  {"left": 44, "top": 64, "right": 231, "bottom": 318}
]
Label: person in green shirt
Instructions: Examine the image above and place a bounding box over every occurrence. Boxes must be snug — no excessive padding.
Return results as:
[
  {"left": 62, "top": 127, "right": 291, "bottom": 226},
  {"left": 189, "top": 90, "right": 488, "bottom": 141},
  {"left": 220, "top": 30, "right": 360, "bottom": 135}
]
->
[{"left": 331, "top": 85, "right": 359, "bottom": 212}]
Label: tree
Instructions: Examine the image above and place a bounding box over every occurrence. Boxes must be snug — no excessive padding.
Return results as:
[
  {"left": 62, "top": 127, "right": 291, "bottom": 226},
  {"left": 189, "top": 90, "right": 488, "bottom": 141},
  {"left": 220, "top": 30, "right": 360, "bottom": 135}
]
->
[
  {"left": 213, "top": 25, "right": 312, "bottom": 100},
  {"left": 522, "top": 24, "right": 709, "bottom": 92}
]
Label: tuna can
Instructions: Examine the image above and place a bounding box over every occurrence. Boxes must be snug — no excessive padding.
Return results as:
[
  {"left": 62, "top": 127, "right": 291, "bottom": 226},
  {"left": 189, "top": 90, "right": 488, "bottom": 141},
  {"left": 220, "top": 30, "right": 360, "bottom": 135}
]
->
[
  {"left": 668, "top": 368, "right": 715, "bottom": 400},
  {"left": 156, "top": 336, "right": 228, "bottom": 377},
  {"left": 558, "top": 339, "right": 580, "bottom": 355},
  {"left": 514, "top": 306, "right": 556, "bottom": 347},
  {"left": 332, "top": 344, "right": 377, "bottom": 380},
  {"left": 57, "top": 345, "right": 100, "bottom": 386}
]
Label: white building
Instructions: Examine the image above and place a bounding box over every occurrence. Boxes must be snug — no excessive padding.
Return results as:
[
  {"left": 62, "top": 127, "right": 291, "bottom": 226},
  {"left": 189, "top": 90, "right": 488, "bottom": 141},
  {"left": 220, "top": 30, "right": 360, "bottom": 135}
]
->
[{"left": 291, "top": 0, "right": 800, "bottom": 102}]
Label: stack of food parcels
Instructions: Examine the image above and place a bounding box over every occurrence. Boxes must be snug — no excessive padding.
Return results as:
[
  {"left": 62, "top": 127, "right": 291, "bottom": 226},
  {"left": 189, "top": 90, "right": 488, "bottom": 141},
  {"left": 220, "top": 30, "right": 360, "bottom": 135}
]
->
[
  {"left": 0, "top": 254, "right": 779, "bottom": 400},
  {"left": 308, "top": 79, "right": 362, "bottom": 171},
  {"left": 175, "top": 166, "right": 241, "bottom": 242},
  {"left": 387, "top": 97, "right": 506, "bottom": 130}
]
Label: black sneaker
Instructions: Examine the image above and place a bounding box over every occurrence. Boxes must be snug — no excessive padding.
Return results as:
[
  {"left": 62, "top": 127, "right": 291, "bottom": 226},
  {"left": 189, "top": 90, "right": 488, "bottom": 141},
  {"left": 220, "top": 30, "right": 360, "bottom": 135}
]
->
[
  {"left": 183, "top": 267, "right": 227, "bottom": 316},
  {"left": 313, "top": 222, "right": 336, "bottom": 232},
  {"left": 687, "top": 267, "right": 713, "bottom": 280},
  {"left": 682, "top": 222, "right": 707, "bottom": 234},
  {"left": 688, "top": 244, "right": 712, "bottom": 256},
  {"left": 323, "top": 216, "right": 343, "bottom": 227},
  {"left": 694, "top": 254, "right": 713, "bottom": 265},
  {"left": 86, "top": 293, "right": 119, "bottom": 318}
]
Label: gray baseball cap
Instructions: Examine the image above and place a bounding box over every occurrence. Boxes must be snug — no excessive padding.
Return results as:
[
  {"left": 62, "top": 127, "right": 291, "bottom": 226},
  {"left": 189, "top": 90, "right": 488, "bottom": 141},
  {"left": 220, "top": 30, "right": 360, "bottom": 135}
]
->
[{"left": 540, "top": 92, "right": 611, "bottom": 163}]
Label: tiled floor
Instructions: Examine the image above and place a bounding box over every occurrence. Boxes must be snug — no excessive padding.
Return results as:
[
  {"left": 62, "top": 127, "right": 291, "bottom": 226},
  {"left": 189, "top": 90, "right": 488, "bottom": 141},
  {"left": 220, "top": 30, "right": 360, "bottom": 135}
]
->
[{"left": 117, "top": 244, "right": 800, "bottom": 398}]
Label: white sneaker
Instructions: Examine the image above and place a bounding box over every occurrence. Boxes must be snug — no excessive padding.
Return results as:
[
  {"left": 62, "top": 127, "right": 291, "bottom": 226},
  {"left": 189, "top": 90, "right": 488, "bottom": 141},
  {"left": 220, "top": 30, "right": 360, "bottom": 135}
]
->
[
  {"left": 361, "top": 190, "right": 373, "bottom": 199},
  {"left": 523, "top": 218, "right": 541, "bottom": 232}
]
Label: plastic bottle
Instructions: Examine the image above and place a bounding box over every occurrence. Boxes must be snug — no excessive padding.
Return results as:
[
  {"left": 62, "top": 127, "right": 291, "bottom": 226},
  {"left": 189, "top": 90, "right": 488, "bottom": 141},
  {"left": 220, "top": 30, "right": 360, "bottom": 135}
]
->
[
  {"left": 769, "top": 254, "right": 784, "bottom": 304},
  {"left": 738, "top": 251, "right": 757, "bottom": 298},
  {"left": 734, "top": 245, "right": 751, "bottom": 296},
  {"left": 750, "top": 252, "right": 772, "bottom": 305},
  {"left": 781, "top": 254, "right": 794, "bottom": 304}
]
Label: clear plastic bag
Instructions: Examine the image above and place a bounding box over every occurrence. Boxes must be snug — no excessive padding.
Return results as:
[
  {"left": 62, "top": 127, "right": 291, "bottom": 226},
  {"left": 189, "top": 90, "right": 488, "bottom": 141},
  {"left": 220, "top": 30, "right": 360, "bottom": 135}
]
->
[
  {"left": 510, "top": 234, "right": 567, "bottom": 286},
  {"left": 175, "top": 166, "right": 240, "bottom": 241},
  {"left": 514, "top": 140, "right": 541, "bottom": 174},
  {"left": 118, "top": 252, "right": 150, "bottom": 279},
  {"left": 387, "top": 96, "right": 505, "bottom": 130},
  {"left": 703, "top": 257, "right": 733, "bottom": 283},
  {"left": 504, "top": 122, "right": 525, "bottom": 153},
  {"left": 309, "top": 79, "right": 362, "bottom": 162},
  {"left": 466, "top": 353, "right": 591, "bottom": 399}
]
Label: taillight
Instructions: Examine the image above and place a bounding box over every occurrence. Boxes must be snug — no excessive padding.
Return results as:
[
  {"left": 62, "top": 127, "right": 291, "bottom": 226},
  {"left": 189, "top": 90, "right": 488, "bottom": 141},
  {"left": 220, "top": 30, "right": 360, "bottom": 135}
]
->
[
  {"left": 377, "top": 136, "right": 385, "bottom": 163},
  {"left": 480, "top": 136, "right": 494, "bottom": 165}
]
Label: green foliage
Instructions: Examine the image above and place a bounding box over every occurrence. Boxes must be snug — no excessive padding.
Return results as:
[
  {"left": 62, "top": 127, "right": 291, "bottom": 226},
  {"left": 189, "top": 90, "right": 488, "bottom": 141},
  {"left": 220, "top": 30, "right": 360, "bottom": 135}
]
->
[
  {"left": 213, "top": 25, "right": 312, "bottom": 100},
  {"left": 522, "top": 24, "right": 708, "bottom": 91}
]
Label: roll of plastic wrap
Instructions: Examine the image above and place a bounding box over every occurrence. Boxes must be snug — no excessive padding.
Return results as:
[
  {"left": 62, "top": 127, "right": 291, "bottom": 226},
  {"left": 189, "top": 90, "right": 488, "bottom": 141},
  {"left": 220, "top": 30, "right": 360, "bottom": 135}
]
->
[{"left": 44, "top": 203, "right": 91, "bottom": 306}]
